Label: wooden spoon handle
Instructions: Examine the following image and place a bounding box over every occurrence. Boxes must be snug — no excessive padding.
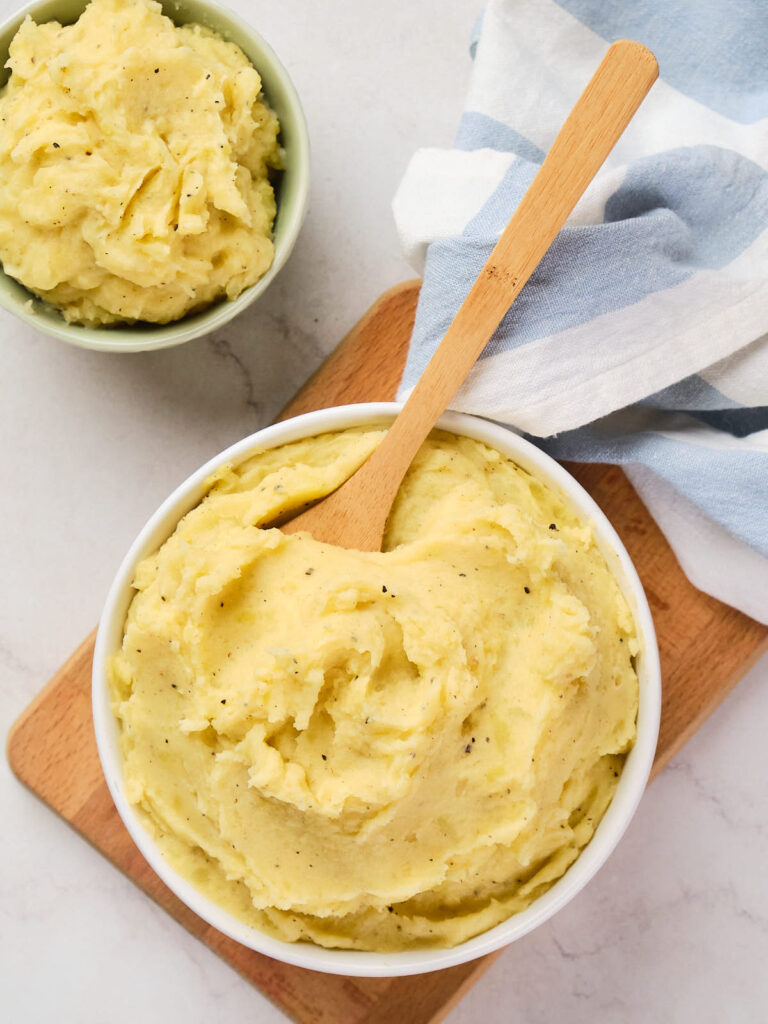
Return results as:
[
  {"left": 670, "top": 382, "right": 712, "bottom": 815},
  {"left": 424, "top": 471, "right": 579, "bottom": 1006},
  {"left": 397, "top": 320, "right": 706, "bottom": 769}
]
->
[
  {"left": 377, "top": 39, "right": 658, "bottom": 470},
  {"left": 284, "top": 40, "right": 658, "bottom": 550}
]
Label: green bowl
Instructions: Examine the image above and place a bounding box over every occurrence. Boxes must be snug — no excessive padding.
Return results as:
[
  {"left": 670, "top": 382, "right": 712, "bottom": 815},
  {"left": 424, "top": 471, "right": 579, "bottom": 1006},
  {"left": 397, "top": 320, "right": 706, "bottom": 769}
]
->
[{"left": 0, "top": 0, "right": 310, "bottom": 351}]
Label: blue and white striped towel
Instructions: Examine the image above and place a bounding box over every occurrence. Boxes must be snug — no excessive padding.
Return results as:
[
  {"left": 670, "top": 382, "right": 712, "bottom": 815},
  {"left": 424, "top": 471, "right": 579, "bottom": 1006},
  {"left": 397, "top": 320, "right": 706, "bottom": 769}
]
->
[{"left": 393, "top": 0, "right": 768, "bottom": 624}]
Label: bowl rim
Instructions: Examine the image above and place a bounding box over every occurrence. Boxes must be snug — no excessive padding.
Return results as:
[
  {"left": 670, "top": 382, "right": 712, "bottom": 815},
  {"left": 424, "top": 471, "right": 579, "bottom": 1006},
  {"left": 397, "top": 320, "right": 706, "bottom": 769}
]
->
[
  {"left": 0, "top": 0, "right": 310, "bottom": 351},
  {"left": 92, "top": 402, "right": 661, "bottom": 977}
]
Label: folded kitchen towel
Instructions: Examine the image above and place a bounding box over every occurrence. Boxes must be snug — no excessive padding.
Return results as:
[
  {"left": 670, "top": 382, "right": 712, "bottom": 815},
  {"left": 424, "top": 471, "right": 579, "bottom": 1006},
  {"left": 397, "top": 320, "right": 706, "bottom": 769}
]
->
[{"left": 393, "top": 0, "right": 768, "bottom": 624}]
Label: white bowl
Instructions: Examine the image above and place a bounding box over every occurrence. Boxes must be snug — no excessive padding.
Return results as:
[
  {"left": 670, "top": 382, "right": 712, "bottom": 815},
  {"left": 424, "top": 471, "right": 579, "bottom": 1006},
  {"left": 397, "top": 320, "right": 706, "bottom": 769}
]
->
[{"left": 93, "top": 402, "right": 661, "bottom": 977}]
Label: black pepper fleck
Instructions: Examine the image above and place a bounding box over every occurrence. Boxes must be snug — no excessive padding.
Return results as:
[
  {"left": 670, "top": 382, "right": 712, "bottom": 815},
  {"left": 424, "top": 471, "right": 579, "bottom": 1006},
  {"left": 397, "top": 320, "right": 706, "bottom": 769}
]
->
[
  {"left": 549, "top": 523, "right": 558, "bottom": 530},
  {"left": 524, "top": 586, "right": 530, "bottom": 594},
  {"left": 220, "top": 699, "right": 227, "bottom": 705}
]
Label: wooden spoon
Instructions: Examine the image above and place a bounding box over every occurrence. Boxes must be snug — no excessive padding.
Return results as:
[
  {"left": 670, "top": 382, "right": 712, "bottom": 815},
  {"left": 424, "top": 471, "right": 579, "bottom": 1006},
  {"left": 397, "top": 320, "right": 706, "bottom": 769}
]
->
[{"left": 282, "top": 39, "right": 658, "bottom": 550}]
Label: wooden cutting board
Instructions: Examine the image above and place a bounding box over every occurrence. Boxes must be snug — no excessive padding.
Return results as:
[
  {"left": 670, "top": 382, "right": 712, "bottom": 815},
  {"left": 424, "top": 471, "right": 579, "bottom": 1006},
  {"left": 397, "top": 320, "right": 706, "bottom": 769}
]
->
[{"left": 8, "top": 280, "right": 768, "bottom": 1024}]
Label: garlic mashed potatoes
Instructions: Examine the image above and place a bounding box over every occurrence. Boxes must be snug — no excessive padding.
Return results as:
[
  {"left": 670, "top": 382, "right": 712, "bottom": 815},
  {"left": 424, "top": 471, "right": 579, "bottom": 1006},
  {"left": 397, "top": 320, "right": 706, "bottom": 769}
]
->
[
  {"left": 109, "top": 429, "right": 639, "bottom": 950},
  {"left": 0, "top": 0, "right": 281, "bottom": 325}
]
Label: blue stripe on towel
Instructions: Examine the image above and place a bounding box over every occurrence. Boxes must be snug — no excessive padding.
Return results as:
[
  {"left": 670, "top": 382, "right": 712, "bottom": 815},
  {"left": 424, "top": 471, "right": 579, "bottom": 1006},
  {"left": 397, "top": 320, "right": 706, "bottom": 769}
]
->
[
  {"left": 456, "top": 112, "right": 547, "bottom": 161},
  {"left": 539, "top": 415, "right": 768, "bottom": 556},
  {"left": 469, "top": 12, "right": 484, "bottom": 59},
  {"left": 644, "top": 376, "right": 742, "bottom": 411},
  {"left": 604, "top": 147, "right": 768, "bottom": 271},
  {"left": 402, "top": 146, "right": 768, "bottom": 389},
  {"left": 689, "top": 406, "right": 768, "bottom": 438},
  {"left": 554, "top": 0, "right": 768, "bottom": 123}
]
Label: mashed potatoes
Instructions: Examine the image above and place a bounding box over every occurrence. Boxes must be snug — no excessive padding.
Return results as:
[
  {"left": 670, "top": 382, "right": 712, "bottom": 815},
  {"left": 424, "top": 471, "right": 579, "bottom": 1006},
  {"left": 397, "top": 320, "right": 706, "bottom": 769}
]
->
[
  {"left": 109, "top": 428, "right": 639, "bottom": 950},
  {"left": 0, "top": 0, "right": 281, "bottom": 325}
]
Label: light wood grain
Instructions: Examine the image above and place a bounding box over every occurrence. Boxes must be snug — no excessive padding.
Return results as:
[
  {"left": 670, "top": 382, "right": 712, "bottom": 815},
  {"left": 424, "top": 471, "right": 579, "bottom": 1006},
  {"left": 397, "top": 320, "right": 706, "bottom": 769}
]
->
[
  {"left": 8, "top": 280, "right": 767, "bottom": 1024},
  {"left": 283, "top": 40, "right": 658, "bottom": 551}
]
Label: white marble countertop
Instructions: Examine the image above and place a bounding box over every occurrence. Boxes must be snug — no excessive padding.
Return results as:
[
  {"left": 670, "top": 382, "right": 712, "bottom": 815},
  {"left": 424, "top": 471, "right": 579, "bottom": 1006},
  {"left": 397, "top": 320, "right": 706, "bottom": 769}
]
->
[{"left": 2, "top": 0, "right": 766, "bottom": 1020}]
